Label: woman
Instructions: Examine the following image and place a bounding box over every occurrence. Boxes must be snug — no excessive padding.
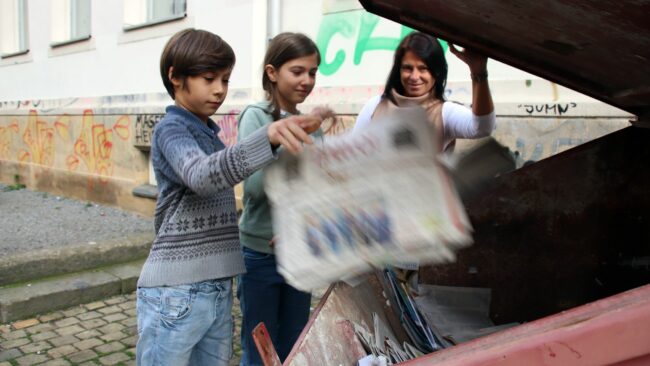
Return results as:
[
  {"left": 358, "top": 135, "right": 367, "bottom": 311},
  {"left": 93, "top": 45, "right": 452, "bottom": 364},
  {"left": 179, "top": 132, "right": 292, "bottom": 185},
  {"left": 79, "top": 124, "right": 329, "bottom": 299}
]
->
[{"left": 353, "top": 32, "right": 495, "bottom": 151}]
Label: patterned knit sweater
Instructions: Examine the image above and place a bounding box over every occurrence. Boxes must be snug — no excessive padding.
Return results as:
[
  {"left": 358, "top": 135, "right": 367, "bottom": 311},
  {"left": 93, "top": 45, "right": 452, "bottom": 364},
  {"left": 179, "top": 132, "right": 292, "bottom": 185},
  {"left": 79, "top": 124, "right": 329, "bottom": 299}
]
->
[{"left": 138, "top": 106, "right": 276, "bottom": 287}]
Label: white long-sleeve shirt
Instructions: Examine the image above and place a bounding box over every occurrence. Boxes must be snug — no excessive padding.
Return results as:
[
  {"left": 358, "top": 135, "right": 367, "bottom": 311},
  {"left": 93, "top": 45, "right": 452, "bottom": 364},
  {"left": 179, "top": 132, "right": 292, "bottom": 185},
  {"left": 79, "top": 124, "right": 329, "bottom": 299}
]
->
[{"left": 353, "top": 95, "right": 496, "bottom": 149}]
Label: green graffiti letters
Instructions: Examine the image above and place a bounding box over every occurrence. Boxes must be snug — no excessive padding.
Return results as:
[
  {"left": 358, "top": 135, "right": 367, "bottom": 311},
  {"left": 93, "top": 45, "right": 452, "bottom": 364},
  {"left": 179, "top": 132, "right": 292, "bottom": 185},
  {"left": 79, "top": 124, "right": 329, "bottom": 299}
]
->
[{"left": 317, "top": 11, "right": 415, "bottom": 76}]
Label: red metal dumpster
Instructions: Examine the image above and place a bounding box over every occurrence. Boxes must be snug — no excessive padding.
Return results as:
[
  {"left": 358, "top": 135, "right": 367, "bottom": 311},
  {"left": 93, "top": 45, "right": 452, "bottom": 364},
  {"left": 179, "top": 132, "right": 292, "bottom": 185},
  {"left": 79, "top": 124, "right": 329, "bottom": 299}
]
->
[{"left": 255, "top": 1, "right": 650, "bottom": 364}]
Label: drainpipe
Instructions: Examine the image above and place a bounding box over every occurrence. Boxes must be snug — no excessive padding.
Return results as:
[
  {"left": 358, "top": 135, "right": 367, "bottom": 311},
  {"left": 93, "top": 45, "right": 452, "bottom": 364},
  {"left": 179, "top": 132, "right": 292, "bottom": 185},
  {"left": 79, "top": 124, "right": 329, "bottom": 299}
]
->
[{"left": 267, "top": 0, "right": 281, "bottom": 43}]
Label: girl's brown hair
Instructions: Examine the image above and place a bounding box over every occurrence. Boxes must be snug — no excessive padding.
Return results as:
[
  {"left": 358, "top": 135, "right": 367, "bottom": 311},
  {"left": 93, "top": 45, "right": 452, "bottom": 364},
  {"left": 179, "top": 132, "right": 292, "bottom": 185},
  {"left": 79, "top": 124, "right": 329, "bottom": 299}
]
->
[
  {"left": 263, "top": 32, "right": 321, "bottom": 120},
  {"left": 160, "top": 28, "right": 235, "bottom": 99}
]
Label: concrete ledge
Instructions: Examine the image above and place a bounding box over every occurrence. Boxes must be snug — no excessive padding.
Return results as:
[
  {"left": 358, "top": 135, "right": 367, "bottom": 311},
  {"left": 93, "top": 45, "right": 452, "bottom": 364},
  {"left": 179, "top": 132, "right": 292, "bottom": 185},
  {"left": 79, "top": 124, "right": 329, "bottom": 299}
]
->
[
  {"left": 0, "top": 259, "right": 144, "bottom": 323},
  {"left": 132, "top": 184, "right": 158, "bottom": 199},
  {"left": 0, "top": 232, "right": 153, "bottom": 286}
]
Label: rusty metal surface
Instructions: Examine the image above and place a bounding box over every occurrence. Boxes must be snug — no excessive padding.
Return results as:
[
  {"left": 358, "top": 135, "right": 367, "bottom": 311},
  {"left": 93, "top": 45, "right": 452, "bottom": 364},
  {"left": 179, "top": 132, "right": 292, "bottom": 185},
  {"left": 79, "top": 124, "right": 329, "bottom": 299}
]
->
[
  {"left": 399, "top": 284, "right": 650, "bottom": 365},
  {"left": 252, "top": 323, "right": 283, "bottom": 366},
  {"left": 421, "top": 126, "right": 650, "bottom": 324},
  {"left": 359, "top": 0, "right": 650, "bottom": 120},
  {"left": 284, "top": 275, "right": 406, "bottom": 366}
]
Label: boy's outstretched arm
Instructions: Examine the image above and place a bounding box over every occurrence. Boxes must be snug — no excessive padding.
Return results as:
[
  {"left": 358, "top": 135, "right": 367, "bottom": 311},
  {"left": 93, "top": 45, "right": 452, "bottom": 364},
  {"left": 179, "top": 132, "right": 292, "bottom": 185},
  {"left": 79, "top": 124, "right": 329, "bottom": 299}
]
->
[{"left": 155, "top": 119, "right": 277, "bottom": 196}]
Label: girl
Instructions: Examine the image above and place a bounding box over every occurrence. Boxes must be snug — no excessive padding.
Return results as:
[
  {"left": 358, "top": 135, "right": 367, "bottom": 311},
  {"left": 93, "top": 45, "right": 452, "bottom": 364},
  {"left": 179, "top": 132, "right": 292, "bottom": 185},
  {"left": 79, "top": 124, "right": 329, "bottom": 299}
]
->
[{"left": 237, "top": 32, "right": 333, "bottom": 366}]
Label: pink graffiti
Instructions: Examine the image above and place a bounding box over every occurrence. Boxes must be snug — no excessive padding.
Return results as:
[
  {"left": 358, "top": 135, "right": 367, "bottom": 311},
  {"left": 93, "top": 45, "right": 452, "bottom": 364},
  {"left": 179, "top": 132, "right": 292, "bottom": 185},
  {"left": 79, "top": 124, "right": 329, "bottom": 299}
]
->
[{"left": 215, "top": 110, "right": 240, "bottom": 146}]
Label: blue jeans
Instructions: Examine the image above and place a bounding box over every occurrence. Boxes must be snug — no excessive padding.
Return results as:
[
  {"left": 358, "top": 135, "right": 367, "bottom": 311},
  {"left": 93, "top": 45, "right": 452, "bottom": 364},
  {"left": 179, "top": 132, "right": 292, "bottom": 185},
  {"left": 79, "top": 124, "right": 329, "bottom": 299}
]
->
[
  {"left": 136, "top": 278, "right": 233, "bottom": 366},
  {"left": 238, "top": 247, "right": 311, "bottom": 366}
]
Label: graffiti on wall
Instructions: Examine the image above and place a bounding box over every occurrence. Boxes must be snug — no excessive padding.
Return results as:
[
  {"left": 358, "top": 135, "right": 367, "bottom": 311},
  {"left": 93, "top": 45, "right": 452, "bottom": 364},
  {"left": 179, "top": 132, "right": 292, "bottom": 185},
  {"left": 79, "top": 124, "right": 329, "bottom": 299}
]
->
[
  {"left": 316, "top": 11, "right": 429, "bottom": 76},
  {"left": 61, "top": 110, "right": 130, "bottom": 182},
  {"left": 135, "top": 114, "right": 164, "bottom": 147},
  {"left": 0, "top": 120, "right": 19, "bottom": 159},
  {"left": 518, "top": 103, "right": 578, "bottom": 116},
  {"left": 215, "top": 110, "right": 240, "bottom": 147},
  {"left": 19, "top": 111, "right": 56, "bottom": 166}
]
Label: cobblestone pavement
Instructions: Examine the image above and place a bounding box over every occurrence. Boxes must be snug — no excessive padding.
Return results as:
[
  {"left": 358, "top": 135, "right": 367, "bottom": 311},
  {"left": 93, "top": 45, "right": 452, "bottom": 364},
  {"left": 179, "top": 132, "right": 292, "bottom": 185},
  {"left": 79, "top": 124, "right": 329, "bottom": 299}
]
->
[
  {"left": 0, "top": 290, "right": 246, "bottom": 366},
  {"left": 1, "top": 288, "right": 324, "bottom": 366}
]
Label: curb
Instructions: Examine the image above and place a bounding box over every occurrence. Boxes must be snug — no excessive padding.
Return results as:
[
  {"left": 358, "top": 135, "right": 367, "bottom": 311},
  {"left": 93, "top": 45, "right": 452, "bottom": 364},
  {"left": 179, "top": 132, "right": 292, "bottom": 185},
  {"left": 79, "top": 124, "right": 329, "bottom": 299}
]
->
[
  {"left": 0, "top": 232, "right": 153, "bottom": 286},
  {"left": 0, "top": 259, "right": 144, "bottom": 323}
]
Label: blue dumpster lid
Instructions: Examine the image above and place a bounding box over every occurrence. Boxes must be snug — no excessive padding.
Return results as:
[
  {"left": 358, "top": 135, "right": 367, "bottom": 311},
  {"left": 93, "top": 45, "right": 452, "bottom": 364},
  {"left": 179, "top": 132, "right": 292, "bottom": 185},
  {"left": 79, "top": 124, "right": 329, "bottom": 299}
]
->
[{"left": 359, "top": 0, "right": 650, "bottom": 120}]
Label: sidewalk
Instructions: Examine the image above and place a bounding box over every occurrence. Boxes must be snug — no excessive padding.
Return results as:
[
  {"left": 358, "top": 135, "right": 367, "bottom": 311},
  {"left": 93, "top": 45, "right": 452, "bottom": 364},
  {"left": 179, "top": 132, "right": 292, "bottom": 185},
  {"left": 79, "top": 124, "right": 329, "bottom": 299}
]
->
[
  {"left": 0, "top": 185, "right": 323, "bottom": 365},
  {"left": 0, "top": 290, "right": 245, "bottom": 366}
]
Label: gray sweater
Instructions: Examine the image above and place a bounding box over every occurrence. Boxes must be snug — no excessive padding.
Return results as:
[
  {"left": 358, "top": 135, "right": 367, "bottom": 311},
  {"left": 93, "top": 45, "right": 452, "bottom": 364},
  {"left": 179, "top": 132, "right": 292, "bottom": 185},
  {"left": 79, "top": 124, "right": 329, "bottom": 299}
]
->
[{"left": 138, "top": 105, "right": 276, "bottom": 287}]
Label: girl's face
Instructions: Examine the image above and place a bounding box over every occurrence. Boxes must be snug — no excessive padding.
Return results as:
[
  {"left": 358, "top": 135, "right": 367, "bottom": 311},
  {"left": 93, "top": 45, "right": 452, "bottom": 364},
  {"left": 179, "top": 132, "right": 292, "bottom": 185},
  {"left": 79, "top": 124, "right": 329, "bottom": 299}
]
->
[
  {"left": 400, "top": 50, "right": 435, "bottom": 97},
  {"left": 266, "top": 53, "right": 319, "bottom": 113}
]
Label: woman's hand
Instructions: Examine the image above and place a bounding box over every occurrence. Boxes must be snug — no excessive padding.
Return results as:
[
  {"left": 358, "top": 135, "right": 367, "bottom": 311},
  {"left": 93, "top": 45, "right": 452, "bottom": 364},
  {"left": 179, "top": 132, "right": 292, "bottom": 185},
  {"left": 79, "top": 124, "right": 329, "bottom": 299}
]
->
[
  {"left": 449, "top": 43, "right": 488, "bottom": 75},
  {"left": 269, "top": 236, "right": 277, "bottom": 248},
  {"left": 268, "top": 115, "right": 316, "bottom": 154}
]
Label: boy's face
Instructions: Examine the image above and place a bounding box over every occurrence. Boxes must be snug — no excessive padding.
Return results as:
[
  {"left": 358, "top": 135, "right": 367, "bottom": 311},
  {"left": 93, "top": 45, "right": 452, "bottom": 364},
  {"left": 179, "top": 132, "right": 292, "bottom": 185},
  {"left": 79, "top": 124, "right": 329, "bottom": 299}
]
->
[{"left": 170, "top": 68, "right": 232, "bottom": 122}]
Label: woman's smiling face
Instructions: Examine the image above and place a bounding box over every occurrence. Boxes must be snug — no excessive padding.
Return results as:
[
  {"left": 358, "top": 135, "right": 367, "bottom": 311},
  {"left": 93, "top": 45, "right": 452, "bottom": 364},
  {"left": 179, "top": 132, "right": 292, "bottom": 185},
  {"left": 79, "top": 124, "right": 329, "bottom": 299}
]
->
[{"left": 400, "top": 50, "right": 435, "bottom": 97}]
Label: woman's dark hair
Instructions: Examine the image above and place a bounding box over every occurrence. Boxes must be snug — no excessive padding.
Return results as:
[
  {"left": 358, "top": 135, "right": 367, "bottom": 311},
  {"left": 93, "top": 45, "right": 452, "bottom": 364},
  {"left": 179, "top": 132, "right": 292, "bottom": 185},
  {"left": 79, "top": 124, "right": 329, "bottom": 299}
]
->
[
  {"left": 383, "top": 32, "right": 448, "bottom": 103},
  {"left": 160, "top": 28, "right": 235, "bottom": 99},
  {"left": 263, "top": 32, "right": 321, "bottom": 120}
]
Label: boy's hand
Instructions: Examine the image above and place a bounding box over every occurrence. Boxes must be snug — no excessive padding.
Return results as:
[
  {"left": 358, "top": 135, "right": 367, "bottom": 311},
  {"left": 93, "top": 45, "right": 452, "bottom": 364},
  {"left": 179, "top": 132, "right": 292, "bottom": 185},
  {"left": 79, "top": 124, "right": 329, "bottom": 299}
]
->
[{"left": 268, "top": 115, "right": 315, "bottom": 154}]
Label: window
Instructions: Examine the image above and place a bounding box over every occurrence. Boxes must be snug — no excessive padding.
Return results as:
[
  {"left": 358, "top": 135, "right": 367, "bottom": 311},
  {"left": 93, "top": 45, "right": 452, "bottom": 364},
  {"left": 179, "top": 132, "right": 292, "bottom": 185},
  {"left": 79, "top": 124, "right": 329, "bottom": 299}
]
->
[
  {"left": 0, "top": 0, "right": 29, "bottom": 58},
  {"left": 123, "top": 0, "right": 186, "bottom": 31},
  {"left": 51, "top": 0, "right": 91, "bottom": 47}
]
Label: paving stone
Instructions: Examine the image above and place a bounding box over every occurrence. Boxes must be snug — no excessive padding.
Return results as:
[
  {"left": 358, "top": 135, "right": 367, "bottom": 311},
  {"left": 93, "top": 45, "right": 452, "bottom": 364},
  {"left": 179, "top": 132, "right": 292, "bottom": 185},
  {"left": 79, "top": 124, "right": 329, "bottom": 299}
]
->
[
  {"left": 94, "top": 341, "right": 125, "bottom": 354},
  {"left": 49, "top": 335, "right": 79, "bottom": 347},
  {"left": 104, "top": 297, "right": 126, "bottom": 306},
  {"left": 75, "top": 329, "right": 102, "bottom": 340},
  {"left": 0, "top": 325, "right": 11, "bottom": 334},
  {"left": 120, "top": 335, "right": 137, "bottom": 348},
  {"left": 120, "top": 326, "right": 136, "bottom": 337},
  {"left": 77, "top": 311, "right": 103, "bottom": 321},
  {"left": 47, "top": 344, "right": 78, "bottom": 358},
  {"left": 0, "top": 361, "right": 11, "bottom": 366},
  {"left": 62, "top": 307, "right": 86, "bottom": 317},
  {"left": 100, "top": 332, "right": 127, "bottom": 342},
  {"left": 32, "top": 331, "right": 58, "bottom": 342},
  {"left": 119, "top": 317, "right": 136, "bottom": 328},
  {"left": 79, "top": 362, "right": 99, "bottom": 366},
  {"left": 67, "top": 349, "right": 98, "bottom": 363},
  {"left": 0, "top": 348, "right": 22, "bottom": 362},
  {"left": 39, "top": 359, "right": 72, "bottom": 365},
  {"left": 118, "top": 302, "right": 135, "bottom": 311},
  {"left": 98, "top": 352, "right": 130, "bottom": 365},
  {"left": 25, "top": 322, "right": 54, "bottom": 334},
  {"left": 1, "top": 337, "right": 30, "bottom": 349},
  {"left": 97, "top": 306, "right": 121, "bottom": 315},
  {"left": 56, "top": 325, "right": 85, "bottom": 336},
  {"left": 79, "top": 319, "right": 107, "bottom": 330},
  {"left": 54, "top": 318, "right": 79, "bottom": 328},
  {"left": 12, "top": 318, "right": 39, "bottom": 330},
  {"left": 2, "top": 329, "right": 27, "bottom": 340},
  {"left": 97, "top": 323, "right": 124, "bottom": 335},
  {"left": 19, "top": 340, "right": 52, "bottom": 354},
  {"left": 125, "top": 293, "right": 136, "bottom": 301},
  {"left": 74, "top": 338, "right": 104, "bottom": 351},
  {"left": 39, "top": 312, "right": 64, "bottom": 323},
  {"left": 15, "top": 353, "right": 48, "bottom": 366},
  {"left": 84, "top": 301, "right": 106, "bottom": 311},
  {"left": 103, "top": 313, "right": 127, "bottom": 323},
  {"left": 124, "top": 308, "right": 136, "bottom": 317}
]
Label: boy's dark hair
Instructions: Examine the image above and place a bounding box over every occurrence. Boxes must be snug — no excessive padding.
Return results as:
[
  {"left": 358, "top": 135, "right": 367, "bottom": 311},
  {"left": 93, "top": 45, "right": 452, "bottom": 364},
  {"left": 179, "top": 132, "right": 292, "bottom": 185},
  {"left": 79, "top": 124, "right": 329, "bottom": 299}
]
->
[
  {"left": 160, "top": 28, "right": 236, "bottom": 99},
  {"left": 263, "top": 32, "right": 321, "bottom": 120},
  {"left": 383, "top": 32, "right": 448, "bottom": 103}
]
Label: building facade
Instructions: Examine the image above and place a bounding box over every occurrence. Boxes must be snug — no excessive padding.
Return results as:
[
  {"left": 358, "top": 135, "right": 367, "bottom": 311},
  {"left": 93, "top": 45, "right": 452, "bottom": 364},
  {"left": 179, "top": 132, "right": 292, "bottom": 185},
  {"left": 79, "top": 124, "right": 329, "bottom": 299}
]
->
[{"left": 0, "top": 0, "right": 631, "bottom": 215}]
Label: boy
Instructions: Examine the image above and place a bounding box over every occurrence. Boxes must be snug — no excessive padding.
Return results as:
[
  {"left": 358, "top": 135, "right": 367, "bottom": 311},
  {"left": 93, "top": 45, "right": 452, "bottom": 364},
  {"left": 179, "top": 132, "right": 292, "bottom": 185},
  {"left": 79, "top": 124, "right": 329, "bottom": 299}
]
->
[{"left": 136, "top": 28, "right": 320, "bottom": 366}]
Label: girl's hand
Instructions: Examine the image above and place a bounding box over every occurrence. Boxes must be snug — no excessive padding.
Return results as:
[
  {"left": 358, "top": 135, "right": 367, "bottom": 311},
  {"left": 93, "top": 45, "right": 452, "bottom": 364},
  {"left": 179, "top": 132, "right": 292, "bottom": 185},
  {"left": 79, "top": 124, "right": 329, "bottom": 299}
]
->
[
  {"left": 269, "top": 236, "right": 277, "bottom": 248},
  {"left": 449, "top": 43, "right": 488, "bottom": 75},
  {"left": 300, "top": 106, "right": 335, "bottom": 134},
  {"left": 268, "top": 115, "right": 315, "bottom": 154}
]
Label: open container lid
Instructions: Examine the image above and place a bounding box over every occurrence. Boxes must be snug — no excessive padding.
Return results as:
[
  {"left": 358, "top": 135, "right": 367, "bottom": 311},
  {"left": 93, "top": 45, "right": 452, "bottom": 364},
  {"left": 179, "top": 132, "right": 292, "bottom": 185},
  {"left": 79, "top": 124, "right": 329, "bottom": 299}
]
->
[{"left": 359, "top": 0, "right": 650, "bottom": 121}]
